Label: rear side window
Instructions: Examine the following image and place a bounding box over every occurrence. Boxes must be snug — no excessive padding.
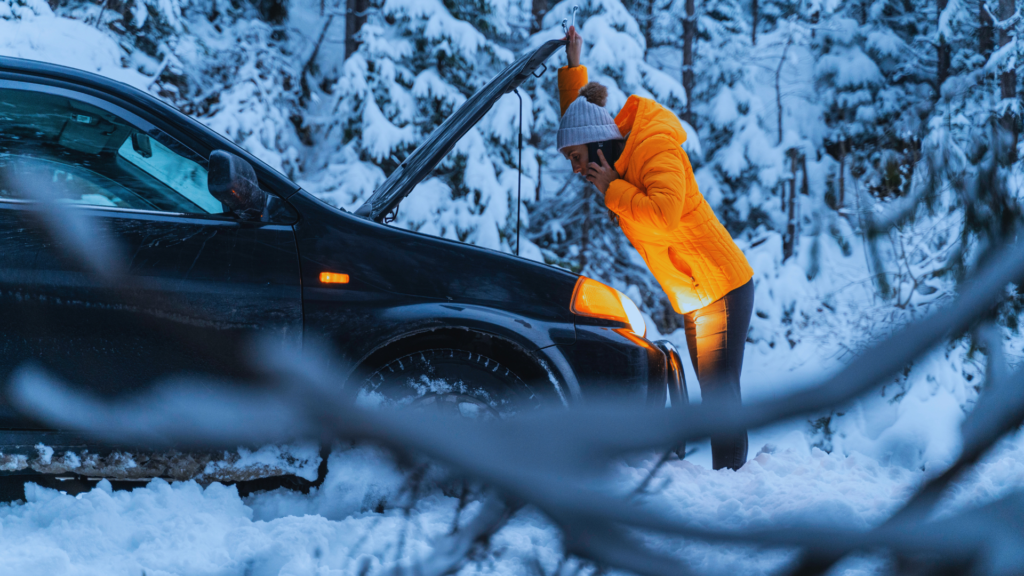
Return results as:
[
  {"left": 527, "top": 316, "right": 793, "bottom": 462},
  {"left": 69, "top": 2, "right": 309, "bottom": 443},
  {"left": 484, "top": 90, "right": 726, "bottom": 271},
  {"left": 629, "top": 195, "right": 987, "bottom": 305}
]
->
[{"left": 0, "top": 87, "right": 223, "bottom": 215}]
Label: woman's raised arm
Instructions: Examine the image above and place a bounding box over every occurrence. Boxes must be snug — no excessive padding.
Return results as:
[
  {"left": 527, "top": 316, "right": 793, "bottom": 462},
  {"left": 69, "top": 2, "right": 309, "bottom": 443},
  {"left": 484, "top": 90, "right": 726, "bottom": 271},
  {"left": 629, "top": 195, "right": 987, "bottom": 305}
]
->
[
  {"left": 565, "top": 26, "right": 582, "bottom": 67},
  {"left": 558, "top": 26, "right": 588, "bottom": 116}
]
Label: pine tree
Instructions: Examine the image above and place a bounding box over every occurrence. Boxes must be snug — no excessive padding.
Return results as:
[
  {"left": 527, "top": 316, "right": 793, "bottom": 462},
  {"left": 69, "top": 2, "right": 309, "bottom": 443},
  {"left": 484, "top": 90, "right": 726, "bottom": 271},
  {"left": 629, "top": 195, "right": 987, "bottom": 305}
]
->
[
  {"left": 0, "top": 0, "right": 50, "bottom": 19},
  {"left": 815, "top": 0, "right": 933, "bottom": 204},
  {"left": 299, "top": 0, "right": 538, "bottom": 255}
]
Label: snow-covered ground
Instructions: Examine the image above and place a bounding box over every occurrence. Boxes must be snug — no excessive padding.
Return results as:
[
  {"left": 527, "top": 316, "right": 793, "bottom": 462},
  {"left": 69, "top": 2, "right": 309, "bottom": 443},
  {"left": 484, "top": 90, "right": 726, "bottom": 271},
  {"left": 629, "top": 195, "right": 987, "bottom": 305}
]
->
[
  {"left": 3, "top": 434, "right": 1024, "bottom": 576},
  {"left": 4, "top": 4, "right": 1024, "bottom": 575}
]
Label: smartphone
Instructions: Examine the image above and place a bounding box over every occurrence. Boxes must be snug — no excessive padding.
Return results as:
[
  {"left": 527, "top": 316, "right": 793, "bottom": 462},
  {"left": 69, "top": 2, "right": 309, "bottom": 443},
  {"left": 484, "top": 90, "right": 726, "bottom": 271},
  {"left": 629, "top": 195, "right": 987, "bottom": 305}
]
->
[{"left": 587, "top": 140, "right": 622, "bottom": 167}]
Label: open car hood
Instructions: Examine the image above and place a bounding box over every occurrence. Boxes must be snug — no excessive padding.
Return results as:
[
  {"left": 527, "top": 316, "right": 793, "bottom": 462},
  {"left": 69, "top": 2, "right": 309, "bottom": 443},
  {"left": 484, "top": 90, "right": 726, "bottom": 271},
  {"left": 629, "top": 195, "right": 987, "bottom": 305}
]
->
[{"left": 355, "top": 39, "right": 565, "bottom": 222}]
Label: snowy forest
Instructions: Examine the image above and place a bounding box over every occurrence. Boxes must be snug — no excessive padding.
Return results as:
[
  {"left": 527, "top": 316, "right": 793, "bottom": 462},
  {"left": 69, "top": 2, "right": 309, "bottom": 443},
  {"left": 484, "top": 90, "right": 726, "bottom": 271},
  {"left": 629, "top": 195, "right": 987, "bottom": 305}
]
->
[{"left": 2, "top": 0, "right": 1024, "bottom": 573}]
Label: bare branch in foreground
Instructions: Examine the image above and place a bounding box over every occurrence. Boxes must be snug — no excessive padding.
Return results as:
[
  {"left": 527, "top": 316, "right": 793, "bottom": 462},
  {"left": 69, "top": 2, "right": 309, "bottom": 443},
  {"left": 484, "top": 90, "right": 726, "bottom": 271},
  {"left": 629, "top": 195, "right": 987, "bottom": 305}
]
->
[
  {"left": 15, "top": 177, "right": 127, "bottom": 281},
  {"left": 9, "top": 195, "right": 1024, "bottom": 575},
  {"left": 788, "top": 340, "right": 1024, "bottom": 576},
  {"left": 11, "top": 325, "right": 1024, "bottom": 575},
  {"left": 386, "top": 496, "right": 514, "bottom": 576},
  {"left": 13, "top": 238, "right": 1024, "bottom": 457}
]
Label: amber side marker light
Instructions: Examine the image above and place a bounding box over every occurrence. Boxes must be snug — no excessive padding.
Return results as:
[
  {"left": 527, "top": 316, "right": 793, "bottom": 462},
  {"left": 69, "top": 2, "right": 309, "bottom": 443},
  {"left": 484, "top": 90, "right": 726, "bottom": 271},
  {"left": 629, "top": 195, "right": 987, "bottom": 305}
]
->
[
  {"left": 570, "top": 277, "right": 646, "bottom": 337},
  {"left": 320, "top": 272, "right": 350, "bottom": 284}
]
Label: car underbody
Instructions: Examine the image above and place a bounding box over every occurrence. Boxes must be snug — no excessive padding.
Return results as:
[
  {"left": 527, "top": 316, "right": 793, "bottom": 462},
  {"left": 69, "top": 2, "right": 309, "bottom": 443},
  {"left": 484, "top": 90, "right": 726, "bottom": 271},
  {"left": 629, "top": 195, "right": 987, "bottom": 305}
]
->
[{"left": 0, "top": 432, "right": 322, "bottom": 483}]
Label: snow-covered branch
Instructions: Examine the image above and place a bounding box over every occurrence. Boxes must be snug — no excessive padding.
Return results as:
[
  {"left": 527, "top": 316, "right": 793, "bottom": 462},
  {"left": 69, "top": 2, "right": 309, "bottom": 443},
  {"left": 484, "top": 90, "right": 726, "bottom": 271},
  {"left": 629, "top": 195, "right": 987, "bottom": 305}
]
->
[
  {"left": 983, "top": 2, "right": 1021, "bottom": 31},
  {"left": 8, "top": 201, "right": 1024, "bottom": 573}
]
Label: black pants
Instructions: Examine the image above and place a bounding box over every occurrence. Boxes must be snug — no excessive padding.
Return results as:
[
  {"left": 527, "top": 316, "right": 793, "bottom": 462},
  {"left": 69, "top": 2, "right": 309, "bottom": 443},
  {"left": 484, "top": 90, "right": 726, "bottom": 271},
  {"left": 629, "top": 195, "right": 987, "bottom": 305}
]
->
[{"left": 683, "top": 279, "right": 754, "bottom": 471}]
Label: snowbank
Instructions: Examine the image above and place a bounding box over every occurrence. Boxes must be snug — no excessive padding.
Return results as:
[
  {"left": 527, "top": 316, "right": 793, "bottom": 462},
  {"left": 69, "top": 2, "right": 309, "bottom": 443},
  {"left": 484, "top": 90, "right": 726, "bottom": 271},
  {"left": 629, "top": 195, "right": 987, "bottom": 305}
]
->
[{"left": 2, "top": 438, "right": 1022, "bottom": 575}]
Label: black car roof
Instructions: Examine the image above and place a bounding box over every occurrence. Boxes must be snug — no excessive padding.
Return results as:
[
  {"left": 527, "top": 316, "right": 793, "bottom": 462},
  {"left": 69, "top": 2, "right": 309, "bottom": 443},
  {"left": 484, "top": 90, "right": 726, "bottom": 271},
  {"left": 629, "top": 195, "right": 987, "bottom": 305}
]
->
[{"left": 0, "top": 56, "right": 300, "bottom": 198}]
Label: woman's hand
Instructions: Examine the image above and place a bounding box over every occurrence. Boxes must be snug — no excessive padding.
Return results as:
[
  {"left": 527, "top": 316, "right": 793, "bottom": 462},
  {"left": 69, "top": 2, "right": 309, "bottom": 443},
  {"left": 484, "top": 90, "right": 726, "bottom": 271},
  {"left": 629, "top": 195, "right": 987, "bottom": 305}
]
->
[
  {"left": 564, "top": 25, "right": 582, "bottom": 67},
  {"left": 587, "top": 149, "right": 619, "bottom": 194}
]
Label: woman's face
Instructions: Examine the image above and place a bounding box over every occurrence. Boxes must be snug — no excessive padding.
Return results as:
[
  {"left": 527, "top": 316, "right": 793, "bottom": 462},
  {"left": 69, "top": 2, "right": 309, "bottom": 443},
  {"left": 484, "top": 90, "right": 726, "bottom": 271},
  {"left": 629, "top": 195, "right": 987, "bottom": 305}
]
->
[{"left": 561, "top": 144, "right": 589, "bottom": 175}]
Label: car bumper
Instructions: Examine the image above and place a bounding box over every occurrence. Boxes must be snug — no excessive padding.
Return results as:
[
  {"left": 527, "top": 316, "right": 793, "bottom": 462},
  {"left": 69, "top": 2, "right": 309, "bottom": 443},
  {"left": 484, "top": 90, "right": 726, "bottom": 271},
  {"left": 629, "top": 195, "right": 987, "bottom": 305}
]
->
[{"left": 550, "top": 324, "right": 675, "bottom": 404}]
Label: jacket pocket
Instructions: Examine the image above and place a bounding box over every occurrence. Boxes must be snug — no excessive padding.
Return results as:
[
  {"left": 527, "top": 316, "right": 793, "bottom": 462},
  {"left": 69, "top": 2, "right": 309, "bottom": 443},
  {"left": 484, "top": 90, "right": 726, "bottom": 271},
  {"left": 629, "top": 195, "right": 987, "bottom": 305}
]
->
[{"left": 667, "top": 246, "right": 694, "bottom": 280}]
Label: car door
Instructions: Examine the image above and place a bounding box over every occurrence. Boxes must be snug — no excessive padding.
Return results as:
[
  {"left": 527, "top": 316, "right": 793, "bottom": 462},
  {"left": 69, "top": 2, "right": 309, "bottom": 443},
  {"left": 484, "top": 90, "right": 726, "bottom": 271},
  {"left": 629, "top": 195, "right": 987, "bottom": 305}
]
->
[{"left": 0, "top": 82, "right": 302, "bottom": 424}]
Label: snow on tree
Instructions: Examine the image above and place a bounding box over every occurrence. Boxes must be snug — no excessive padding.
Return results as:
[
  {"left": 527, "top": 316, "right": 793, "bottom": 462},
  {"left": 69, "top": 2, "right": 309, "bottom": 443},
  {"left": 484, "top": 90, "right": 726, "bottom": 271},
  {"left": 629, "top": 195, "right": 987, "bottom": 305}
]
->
[
  {"left": 0, "top": 0, "right": 150, "bottom": 82},
  {"left": 295, "top": 0, "right": 543, "bottom": 256},
  {"left": 0, "top": 0, "right": 50, "bottom": 19}
]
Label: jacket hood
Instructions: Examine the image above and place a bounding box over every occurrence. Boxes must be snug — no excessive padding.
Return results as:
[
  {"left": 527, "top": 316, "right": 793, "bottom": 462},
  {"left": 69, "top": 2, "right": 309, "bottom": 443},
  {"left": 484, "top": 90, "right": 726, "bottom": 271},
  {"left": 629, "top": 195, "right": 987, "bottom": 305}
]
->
[{"left": 612, "top": 96, "right": 688, "bottom": 175}]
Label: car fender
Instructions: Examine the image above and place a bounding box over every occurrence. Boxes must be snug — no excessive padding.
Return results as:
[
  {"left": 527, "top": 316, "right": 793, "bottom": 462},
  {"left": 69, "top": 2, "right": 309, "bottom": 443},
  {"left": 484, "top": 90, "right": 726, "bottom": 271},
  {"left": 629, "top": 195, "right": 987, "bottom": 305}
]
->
[{"left": 342, "top": 301, "right": 581, "bottom": 403}]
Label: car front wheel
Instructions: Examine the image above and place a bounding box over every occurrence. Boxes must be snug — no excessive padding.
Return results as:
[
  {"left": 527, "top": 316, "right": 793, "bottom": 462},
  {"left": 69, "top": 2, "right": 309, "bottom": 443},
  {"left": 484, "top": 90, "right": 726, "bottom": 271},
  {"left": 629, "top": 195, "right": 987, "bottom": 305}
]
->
[{"left": 358, "top": 349, "right": 539, "bottom": 419}]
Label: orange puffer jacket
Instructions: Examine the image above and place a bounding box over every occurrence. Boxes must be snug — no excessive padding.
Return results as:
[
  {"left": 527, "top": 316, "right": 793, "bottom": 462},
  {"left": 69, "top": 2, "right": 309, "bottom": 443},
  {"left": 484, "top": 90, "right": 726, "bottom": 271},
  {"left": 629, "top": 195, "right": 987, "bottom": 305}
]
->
[{"left": 559, "top": 66, "right": 753, "bottom": 313}]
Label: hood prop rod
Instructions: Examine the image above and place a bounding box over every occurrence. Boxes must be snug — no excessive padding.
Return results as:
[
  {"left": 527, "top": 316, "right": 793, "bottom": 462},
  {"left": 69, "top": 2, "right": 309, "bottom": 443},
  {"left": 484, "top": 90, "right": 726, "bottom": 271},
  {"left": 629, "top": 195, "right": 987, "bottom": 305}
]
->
[{"left": 514, "top": 88, "right": 524, "bottom": 257}]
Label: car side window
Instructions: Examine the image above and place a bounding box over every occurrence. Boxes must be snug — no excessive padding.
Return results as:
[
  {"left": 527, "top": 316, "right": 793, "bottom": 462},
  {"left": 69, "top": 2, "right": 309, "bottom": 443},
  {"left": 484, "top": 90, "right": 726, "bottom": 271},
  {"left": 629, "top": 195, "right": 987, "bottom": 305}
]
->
[
  {"left": 116, "top": 134, "right": 222, "bottom": 214},
  {"left": 0, "top": 87, "right": 224, "bottom": 215}
]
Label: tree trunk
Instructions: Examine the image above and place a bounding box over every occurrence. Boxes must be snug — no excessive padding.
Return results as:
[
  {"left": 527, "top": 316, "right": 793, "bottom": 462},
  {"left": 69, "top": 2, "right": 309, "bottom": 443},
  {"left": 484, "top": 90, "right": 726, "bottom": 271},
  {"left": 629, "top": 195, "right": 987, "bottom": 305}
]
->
[
  {"left": 980, "top": 0, "right": 994, "bottom": 57},
  {"left": 776, "top": 38, "right": 792, "bottom": 145},
  {"left": 801, "top": 154, "right": 810, "bottom": 197},
  {"left": 838, "top": 140, "right": 846, "bottom": 209},
  {"left": 345, "top": 0, "right": 370, "bottom": 58},
  {"left": 751, "top": 0, "right": 758, "bottom": 45},
  {"left": 642, "top": 0, "right": 655, "bottom": 51},
  {"left": 301, "top": 14, "right": 336, "bottom": 105},
  {"left": 535, "top": 156, "right": 542, "bottom": 201},
  {"left": 998, "top": 0, "right": 1018, "bottom": 161},
  {"left": 530, "top": 0, "right": 548, "bottom": 34},
  {"left": 783, "top": 150, "right": 798, "bottom": 260},
  {"left": 937, "top": 0, "right": 950, "bottom": 95},
  {"left": 682, "top": 0, "right": 696, "bottom": 127}
]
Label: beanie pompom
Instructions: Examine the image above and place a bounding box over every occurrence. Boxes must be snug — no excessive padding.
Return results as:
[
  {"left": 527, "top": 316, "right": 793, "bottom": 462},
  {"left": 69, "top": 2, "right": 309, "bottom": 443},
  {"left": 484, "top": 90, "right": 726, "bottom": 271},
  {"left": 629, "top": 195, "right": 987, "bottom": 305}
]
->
[{"left": 579, "top": 82, "right": 608, "bottom": 107}]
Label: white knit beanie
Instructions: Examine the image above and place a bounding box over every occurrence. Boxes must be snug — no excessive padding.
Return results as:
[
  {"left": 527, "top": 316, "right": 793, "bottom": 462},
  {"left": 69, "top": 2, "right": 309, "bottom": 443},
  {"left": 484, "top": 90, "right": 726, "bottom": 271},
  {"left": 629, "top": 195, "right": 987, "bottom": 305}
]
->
[{"left": 557, "top": 82, "right": 623, "bottom": 151}]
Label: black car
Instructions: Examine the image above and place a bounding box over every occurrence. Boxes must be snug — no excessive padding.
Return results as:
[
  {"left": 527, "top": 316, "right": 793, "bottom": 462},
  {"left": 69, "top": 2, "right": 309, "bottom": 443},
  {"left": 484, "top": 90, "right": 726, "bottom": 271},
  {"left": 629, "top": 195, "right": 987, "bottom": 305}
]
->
[{"left": 0, "top": 41, "right": 685, "bottom": 485}]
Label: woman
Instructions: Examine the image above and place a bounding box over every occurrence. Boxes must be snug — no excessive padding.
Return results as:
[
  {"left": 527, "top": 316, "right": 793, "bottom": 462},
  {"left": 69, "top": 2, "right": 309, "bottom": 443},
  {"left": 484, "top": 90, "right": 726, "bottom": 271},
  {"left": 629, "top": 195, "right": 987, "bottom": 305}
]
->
[{"left": 558, "top": 28, "right": 755, "bottom": 471}]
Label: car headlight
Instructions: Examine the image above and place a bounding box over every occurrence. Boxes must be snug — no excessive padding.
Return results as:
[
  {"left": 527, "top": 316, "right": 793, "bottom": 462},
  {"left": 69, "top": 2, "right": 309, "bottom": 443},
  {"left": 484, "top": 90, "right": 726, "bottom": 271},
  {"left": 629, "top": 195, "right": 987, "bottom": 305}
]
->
[{"left": 570, "top": 277, "right": 646, "bottom": 337}]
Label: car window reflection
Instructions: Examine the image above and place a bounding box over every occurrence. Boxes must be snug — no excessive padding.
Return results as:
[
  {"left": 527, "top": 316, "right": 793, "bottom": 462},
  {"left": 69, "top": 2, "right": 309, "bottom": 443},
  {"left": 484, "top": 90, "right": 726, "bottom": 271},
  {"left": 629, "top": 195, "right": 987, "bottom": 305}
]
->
[{"left": 0, "top": 87, "right": 224, "bottom": 215}]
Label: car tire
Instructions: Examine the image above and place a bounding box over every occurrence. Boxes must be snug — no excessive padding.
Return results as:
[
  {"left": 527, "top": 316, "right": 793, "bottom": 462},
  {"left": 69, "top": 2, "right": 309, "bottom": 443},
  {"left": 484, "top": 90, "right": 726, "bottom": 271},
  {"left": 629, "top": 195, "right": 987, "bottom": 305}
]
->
[{"left": 359, "top": 349, "right": 540, "bottom": 419}]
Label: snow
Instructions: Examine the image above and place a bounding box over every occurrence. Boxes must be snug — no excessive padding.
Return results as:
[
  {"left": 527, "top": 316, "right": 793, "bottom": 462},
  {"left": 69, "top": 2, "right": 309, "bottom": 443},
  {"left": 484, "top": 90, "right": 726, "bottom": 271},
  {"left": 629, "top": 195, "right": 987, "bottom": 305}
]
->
[
  {"left": 203, "top": 444, "right": 323, "bottom": 483},
  {"left": 33, "top": 444, "right": 53, "bottom": 466},
  {"left": 3, "top": 0, "right": 1024, "bottom": 572},
  {"left": 360, "top": 98, "right": 416, "bottom": 163},
  {"left": 0, "top": 5, "right": 148, "bottom": 88},
  {"left": 386, "top": 0, "right": 489, "bottom": 59},
  {"left": 0, "top": 437, "right": 1022, "bottom": 575},
  {"left": 815, "top": 47, "right": 884, "bottom": 88},
  {"left": 412, "top": 69, "right": 469, "bottom": 111}
]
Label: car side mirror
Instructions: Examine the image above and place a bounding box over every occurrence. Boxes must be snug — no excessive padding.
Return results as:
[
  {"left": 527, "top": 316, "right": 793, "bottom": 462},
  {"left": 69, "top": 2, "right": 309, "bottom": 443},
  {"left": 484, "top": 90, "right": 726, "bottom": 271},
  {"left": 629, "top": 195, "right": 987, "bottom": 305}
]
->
[{"left": 208, "top": 150, "right": 269, "bottom": 221}]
